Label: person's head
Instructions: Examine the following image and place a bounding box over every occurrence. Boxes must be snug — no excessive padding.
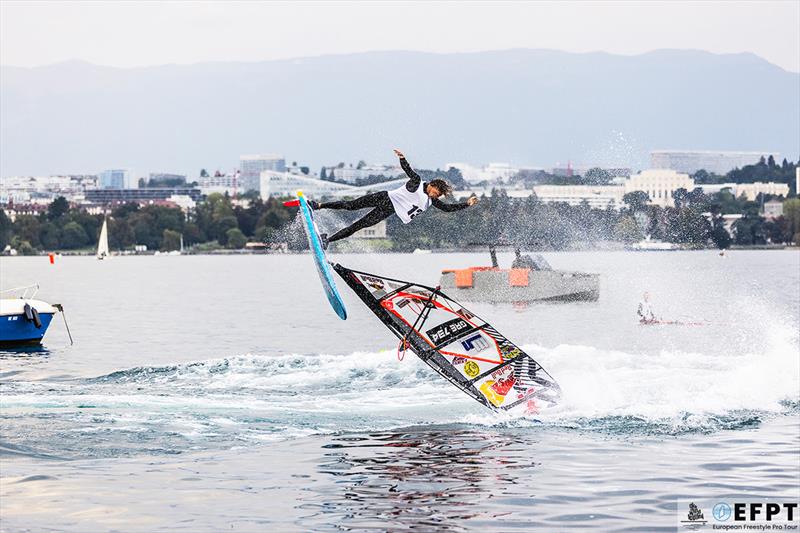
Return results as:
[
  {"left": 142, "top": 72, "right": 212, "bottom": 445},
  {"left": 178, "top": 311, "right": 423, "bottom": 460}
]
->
[{"left": 426, "top": 179, "right": 452, "bottom": 200}]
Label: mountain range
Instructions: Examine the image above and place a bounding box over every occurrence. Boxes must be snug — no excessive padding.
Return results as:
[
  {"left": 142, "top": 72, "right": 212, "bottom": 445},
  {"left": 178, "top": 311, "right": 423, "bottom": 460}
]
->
[{"left": 1, "top": 49, "right": 798, "bottom": 177}]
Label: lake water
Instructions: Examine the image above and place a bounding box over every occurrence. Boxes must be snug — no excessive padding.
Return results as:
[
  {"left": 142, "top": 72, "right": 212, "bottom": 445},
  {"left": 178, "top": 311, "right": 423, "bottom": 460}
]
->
[{"left": 1, "top": 250, "right": 798, "bottom": 531}]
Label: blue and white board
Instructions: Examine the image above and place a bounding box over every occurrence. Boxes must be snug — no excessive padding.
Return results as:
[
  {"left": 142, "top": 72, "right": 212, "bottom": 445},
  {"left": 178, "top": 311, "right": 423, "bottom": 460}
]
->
[{"left": 290, "top": 191, "right": 347, "bottom": 320}]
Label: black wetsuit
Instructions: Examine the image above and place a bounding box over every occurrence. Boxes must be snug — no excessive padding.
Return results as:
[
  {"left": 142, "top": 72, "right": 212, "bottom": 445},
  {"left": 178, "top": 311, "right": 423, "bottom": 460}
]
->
[{"left": 320, "top": 157, "right": 470, "bottom": 243}]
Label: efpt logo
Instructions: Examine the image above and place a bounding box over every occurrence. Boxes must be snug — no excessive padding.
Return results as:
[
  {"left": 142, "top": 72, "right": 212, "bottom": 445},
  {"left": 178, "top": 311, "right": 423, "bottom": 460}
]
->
[
  {"left": 712, "top": 502, "right": 732, "bottom": 522},
  {"left": 711, "top": 500, "right": 798, "bottom": 527}
]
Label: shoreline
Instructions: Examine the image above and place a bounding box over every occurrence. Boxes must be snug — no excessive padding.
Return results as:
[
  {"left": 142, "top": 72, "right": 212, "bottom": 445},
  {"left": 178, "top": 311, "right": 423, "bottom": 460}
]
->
[{"left": 2, "top": 244, "right": 797, "bottom": 257}]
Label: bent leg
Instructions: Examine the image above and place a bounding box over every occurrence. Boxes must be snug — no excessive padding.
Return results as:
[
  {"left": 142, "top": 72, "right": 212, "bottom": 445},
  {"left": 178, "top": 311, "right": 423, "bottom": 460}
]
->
[{"left": 328, "top": 205, "right": 393, "bottom": 242}]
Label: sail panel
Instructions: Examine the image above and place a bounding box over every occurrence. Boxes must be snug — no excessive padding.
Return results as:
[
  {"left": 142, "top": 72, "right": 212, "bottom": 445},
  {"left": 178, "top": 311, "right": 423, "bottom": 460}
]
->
[{"left": 334, "top": 264, "right": 561, "bottom": 414}]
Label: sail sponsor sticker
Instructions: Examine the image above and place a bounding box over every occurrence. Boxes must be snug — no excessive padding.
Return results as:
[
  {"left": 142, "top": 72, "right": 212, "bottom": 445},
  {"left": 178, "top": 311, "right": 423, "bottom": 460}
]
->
[
  {"left": 461, "top": 333, "right": 490, "bottom": 353},
  {"left": 426, "top": 317, "right": 470, "bottom": 345},
  {"left": 464, "top": 360, "right": 480, "bottom": 377}
]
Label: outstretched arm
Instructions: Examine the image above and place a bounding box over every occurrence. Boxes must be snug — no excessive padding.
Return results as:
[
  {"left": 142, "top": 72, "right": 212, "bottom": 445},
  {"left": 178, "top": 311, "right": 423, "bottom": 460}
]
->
[
  {"left": 431, "top": 195, "right": 478, "bottom": 212},
  {"left": 394, "top": 149, "right": 421, "bottom": 192}
]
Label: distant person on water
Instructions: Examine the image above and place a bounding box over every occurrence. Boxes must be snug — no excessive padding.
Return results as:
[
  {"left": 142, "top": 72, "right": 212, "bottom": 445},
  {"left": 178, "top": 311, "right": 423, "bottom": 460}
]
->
[
  {"left": 637, "top": 292, "right": 657, "bottom": 324},
  {"left": 310, "top": 149, "right": 478, "bottom": 247}
]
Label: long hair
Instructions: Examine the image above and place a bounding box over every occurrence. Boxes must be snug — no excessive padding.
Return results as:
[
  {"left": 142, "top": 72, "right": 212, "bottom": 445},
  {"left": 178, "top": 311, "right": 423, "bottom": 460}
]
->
[{"left": 428, "top": 179, "right": 452, "bottom": 197}]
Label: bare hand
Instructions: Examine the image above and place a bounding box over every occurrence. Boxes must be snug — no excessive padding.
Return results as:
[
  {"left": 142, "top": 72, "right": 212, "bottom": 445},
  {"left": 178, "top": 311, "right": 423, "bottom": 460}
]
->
[
  {"left": 393, "top": 149, "right": 405, "bottom": 159},
  {"left": 467, "top": 196, "right": 479, "bottom": 206}
]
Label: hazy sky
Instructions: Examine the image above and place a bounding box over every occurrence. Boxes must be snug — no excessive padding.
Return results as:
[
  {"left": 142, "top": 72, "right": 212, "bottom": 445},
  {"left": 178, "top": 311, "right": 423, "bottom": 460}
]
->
[{"left": 2, "top": 0, "right": 798, "bottom": 72}]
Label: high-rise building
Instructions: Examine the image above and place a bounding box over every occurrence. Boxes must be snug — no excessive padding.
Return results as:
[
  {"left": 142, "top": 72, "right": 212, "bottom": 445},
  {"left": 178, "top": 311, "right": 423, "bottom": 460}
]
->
[
  {"left": 650, "top": 150, "right": 779, "bottom": 175},
  {"left": 98, "top": 169, "right": 133, "bottom": 189},
  {"left": 239, "top": 155, "right": 286, "bottom": 192}
]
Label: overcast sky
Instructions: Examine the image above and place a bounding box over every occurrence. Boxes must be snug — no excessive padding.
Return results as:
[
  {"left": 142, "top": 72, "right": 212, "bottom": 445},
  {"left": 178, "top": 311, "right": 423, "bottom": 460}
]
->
[{"left": 2, "top": 0, "right": 798, "bottom": 72}]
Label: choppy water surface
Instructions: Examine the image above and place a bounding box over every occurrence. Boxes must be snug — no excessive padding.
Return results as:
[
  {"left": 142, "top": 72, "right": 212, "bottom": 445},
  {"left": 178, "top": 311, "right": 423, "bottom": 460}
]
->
[{"left": 1, "top": 251, "right": 798, "bottom": 531}]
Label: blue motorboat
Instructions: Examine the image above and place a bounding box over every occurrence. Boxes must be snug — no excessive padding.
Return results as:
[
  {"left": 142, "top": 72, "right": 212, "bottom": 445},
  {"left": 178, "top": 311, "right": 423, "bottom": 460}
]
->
[{"left": 0, "top": 285, "right": 61, "bottom": 347}]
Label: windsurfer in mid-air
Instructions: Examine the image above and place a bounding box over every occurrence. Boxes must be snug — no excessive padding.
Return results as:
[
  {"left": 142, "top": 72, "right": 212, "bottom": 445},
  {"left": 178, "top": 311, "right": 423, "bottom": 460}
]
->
[{"left": 310, "top": 149, "right": 478, "bottom": 248}]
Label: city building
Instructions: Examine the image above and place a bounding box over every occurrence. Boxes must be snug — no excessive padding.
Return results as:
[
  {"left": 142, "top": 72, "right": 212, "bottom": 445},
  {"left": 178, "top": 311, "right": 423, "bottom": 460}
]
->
[
  {"left": 85, "top": 188, "right": 202, "bottom": 205},
  {"left": 697, "top": 182, "right": 790, "bottom": 201},
  {"left": 650, "top": 150, "right": 779, "bottom": 175},
  {"left": 0, "top": 174, "right": 99, "bottom": 204},
  {"left": 352, "top": 220, "right": 387, "bottom": 239},
  {"left": 325, "top": 164, "right": 404, "bottom": 184},
  {"left": 445, "top": 162, "right": 519, "bottom": 184},
  {"left": 326, "top": 178, "right": 409, "bottom": 198},
  {"left": 532, "top": 185, "right": 626, "bottom": 209},
  {"left": 763, "top": 200, "right": 784, "bottom": 219},
  {"left": 99, "top": 169, "right": 134, "bottom": 189},
  {"left": 197, "top": 173, "right": 240, "bottom": 196},
  {"left": 259, "top": 169, "right": 411, "bottom": 200},
  {"left": 260, "top": 171, "right": 354, "bottom": 199},
  {"left": 148, "top": 173, "right": 186, "bottom": 184},
  {"left": 2, "top": 203, "right": 48, "bottom": 221},
  {"left": 625, "top": 169, "right": 695, "bottom": 207},
  {"left": 240, "top": 155, "right": 285, "bottom": 192}
]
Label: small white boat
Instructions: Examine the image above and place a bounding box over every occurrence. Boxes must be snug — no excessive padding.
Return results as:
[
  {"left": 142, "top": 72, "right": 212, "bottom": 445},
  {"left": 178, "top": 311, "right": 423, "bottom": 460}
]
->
[
  {"left": 627, "top": 236, "right": 678, "bottom": 251},
  {"left": 97, "top": 218, "right": 110, "bottom": 260},
  {"left": 0, "top": 285, "right": 61, "bottom": 347}
]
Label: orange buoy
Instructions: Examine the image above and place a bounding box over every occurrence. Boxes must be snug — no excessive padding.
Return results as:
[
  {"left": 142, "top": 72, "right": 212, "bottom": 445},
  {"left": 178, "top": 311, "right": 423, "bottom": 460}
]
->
[{"left": 48, "top": 253, "right": 55, "bottom": 264}]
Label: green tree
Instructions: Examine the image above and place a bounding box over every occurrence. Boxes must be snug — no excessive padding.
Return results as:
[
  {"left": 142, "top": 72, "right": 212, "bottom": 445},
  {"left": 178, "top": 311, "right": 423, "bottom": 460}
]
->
[
  {"left": 613, "top": 215, "right": 643, "bottom": 243},
  {"left": 225, "top": 228, "right": 247, "bottom": 249},
  {"left": 60, "top": 221, "right": 90, "bottom": 249},
  {"left": 710, "top": 217, "right": 732, "bottom": 249},
  {"left": 47, "top": 196, "right": 70, "bottom": 220},
  {"left": 783, "top": 199, "right": 800, "bottom": 242},
  {"left": 623, "top": 191, "right": 650, "bottom": 212},
  {"left": 39, "top": 222, "right": 61, "bottom": 249},
  {"left": 10, "top": 236, "right": 36, "bottom": 255},
  {"left": 214, "top": 216, "right": 239, "bottom": 244},
  {"left": 162, "top": 229, "right": 182, "bottom": 251},
  {"left": 584, "top": 167, "right": 611, "bottom": 185},
  {"left": 0, "top": 209, "right": 12, "bottom": 249},
  {"left": 12, "top": 215, "right": 42, "bottom": 248}
]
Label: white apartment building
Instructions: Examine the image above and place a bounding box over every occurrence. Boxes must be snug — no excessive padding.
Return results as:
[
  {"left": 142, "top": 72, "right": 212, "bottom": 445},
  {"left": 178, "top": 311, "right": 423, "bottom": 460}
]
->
[
  {"left": 352, "top": 220, "right": 387, "bottom": 239},
  {"left": 698, "top": 182, "right": 790, "bottom": 201},
  {"left": 650, "top": 150, "right": 779, "bottom": 175},
  {"left": 445, "top": 162, "right": 519, "bottom": 185},
  {"left": 532, "top": 185, "right": 626, "bottom": 209},
  {"left": 197, "top": 173, "right": 241, "bottom": 196},
  {"left": 260, "top": 171, "right": 409, "bottom": 200},
  {"left": 326, "top": 164, "right": 404, "bottom": 184},
  {"left": 1, "top": 174, "right": 99, "bottom": 203},
  {"left": 259, "top": 171, "right": 355, "bottom": 199},
  {"left": 625, "top": 169, "right": 695, "bottom": 207}
]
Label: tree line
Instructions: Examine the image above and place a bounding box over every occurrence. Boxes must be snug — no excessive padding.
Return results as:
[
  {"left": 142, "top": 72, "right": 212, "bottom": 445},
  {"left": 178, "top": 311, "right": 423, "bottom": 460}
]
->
[
  {"left": 0, "top": 193, "right": 298, "bottom": 254},
  {"left": 2, "top": 188, "right": 798, "bottom": 255}
]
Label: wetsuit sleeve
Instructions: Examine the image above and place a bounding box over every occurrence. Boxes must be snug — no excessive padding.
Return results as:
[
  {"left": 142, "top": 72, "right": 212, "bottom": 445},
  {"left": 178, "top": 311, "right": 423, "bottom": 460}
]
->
[
  {"left": 431, "top": 198, "right": 470, "bottom": 212},
  {"left": 399, "top": 157, "right": 422, "bottom": 192}
]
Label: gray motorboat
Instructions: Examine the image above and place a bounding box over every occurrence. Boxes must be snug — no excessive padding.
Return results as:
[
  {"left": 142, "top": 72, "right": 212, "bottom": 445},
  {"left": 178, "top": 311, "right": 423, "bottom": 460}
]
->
[{"left": 439, "top": 246, "right": 599, "bottom": 303}]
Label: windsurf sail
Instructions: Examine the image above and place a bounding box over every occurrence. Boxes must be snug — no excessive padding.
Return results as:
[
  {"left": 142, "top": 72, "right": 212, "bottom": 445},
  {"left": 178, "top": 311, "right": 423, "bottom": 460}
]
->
[{"left": 333, "top": 264, "right": 561, "bottom": 414}]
